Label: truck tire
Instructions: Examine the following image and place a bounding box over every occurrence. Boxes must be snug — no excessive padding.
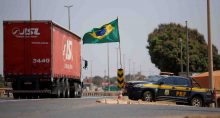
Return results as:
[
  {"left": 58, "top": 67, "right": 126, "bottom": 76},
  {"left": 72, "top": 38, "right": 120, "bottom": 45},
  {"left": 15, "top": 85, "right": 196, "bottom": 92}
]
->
[
  {"left": 55, "top": 79, "right": 62, "bottom": 98},
  {"left": 57, "top": 88, "right": 61, "bottom": 98},
  {"left": 142, "top": 91, "right": 153, "bottom": 102},
  {"left": 69, "top": 88, "right": 75, "bottom": 98},
  {"left": 62, "top": 89, "right": 66, "bottom": 98},
  {"left": 65, "top": 88, "right": 70, "bottom": 98},
  {"left": 74, "top": 83, "right": 80, "bottom": 98},
  {"left": 191, "top": 96, "right": 203, "bottom": 107},
  {"left": 65, "top": 79, "right": 70, "bottom": 98},
  {"left": 77, "top": 88, "right": 82, "bottom": 98}
]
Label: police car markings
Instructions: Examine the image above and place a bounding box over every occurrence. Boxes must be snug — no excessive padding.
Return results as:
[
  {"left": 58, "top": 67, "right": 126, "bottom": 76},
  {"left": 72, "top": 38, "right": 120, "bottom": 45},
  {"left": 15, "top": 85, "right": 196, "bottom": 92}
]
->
[
  {"left": 143, "top": 84, "right": 158, "bottom": 88},
  {"left": 175, "top": 87, "right": 189, "bottom": 90},
  {"left": 192, "top": 88, "right": 208, "bottom": 92},
  {"left": 176, "top": 91, "right": 186, "bottom": 97}
]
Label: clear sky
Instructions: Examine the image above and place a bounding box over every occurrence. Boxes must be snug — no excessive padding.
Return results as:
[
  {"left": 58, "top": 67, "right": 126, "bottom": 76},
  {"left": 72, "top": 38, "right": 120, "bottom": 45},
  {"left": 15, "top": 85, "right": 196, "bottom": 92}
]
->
[{"left": 0, "top": 0, "right": 220, "bottom": 78}]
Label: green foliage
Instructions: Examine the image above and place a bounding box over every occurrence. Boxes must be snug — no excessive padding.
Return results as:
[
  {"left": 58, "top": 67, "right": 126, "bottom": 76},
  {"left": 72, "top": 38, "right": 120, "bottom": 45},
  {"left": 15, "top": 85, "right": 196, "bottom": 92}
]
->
[
  {"left": 103, "top": 86, "right": 120, "bottom": 91},
  {"left": 92, "top": 76, "right": 103, "bottom": 87},
  {"left": 147, "top": 23, "right": 220, "bottom": 74}
]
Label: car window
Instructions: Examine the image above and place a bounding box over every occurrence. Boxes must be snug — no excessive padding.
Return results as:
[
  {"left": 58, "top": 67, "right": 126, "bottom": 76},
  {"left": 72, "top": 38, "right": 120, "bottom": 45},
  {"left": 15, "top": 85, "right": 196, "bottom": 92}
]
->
[
  {"left": 160, "top": 77, "right": 174, "bottom": 85},
  {"left": 146, "top": 75, "right": 166, "bottom": 82},
  {"left": 173, "top": 77, "right": 190, "bottom": 86}
]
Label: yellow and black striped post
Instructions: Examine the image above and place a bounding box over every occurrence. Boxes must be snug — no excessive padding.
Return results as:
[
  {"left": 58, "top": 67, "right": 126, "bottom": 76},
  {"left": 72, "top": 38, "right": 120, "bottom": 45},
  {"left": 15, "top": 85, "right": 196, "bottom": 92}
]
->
[{"left": 117, "top": 68, "right": 124, "bottom": 89}]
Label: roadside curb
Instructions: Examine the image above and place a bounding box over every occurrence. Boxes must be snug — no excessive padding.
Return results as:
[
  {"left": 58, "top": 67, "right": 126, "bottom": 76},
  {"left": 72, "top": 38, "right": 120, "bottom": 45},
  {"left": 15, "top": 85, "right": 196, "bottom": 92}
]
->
[
  {"left": 96, "top": 97, "right": 220, "bottom": 118},
  {"left": 96, "top": 97, "right": 176, "bottom": 106},
  {"left": 183, "top": 115, "right": 220, "bottom": 118}
]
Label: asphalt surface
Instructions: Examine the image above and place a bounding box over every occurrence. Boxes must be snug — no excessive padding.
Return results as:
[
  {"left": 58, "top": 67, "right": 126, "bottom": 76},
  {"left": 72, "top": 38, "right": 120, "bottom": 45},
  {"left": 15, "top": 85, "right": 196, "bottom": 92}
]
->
[{"left": 0, "top": 97, "right": 220, "bottom": 118}]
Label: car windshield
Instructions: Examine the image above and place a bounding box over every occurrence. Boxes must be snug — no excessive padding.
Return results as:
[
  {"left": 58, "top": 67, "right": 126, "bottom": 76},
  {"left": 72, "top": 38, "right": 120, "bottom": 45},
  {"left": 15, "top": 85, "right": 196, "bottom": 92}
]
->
[{"left": 145, "top": 75, "right": 167, "bottom": 82}]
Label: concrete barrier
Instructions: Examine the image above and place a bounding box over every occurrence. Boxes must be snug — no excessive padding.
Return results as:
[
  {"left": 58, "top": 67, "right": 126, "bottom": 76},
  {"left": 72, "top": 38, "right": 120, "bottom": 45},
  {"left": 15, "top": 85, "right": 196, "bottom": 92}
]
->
[
  {"left": 83, "top": 91, "right": 120, "bottom": 97},
  {"left": 1, "top": 88, "right": 120, "bottom": 97},
  {"left": 0, "top": 88, "right": 12, "bottom": 97}
]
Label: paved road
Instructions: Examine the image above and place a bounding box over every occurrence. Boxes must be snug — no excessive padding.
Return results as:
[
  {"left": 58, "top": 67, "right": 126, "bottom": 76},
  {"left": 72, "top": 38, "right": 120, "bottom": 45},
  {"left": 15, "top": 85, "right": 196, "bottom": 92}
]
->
[{"left": 0, "top": 97, "right": 220, "bottom": 118}]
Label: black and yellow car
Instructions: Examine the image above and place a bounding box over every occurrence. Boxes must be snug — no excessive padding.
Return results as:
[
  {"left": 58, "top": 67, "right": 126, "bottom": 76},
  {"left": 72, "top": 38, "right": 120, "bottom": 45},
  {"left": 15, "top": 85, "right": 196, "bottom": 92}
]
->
[{"left": 125, "top": 75, "right": 215, "bottom": 107}]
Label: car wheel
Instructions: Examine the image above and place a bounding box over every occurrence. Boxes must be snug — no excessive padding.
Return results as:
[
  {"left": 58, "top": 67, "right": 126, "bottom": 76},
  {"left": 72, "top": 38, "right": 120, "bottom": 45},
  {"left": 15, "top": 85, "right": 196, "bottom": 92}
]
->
[
  {"left": 142, "top": 91, "right": 153, "bottom": 102},
  {"left": 191, "top": 96, "right": 203, "bottom": 107}
]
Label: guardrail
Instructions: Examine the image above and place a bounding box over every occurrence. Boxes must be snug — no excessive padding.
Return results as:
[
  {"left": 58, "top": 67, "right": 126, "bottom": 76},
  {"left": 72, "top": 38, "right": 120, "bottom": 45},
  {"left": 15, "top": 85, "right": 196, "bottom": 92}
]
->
[
  {"left": 83, "top": 91, "right": 120, "bottom": 97},
  {"left": 0, "top": 88, "right": 120, "bottom": 97}
]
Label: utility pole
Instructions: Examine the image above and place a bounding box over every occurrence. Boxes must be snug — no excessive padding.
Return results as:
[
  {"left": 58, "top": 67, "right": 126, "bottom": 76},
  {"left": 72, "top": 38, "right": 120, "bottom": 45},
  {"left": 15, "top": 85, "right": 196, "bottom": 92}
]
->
[
  {"left": 133, "top": 62, "right": 135, "bottom": 80},
  {"left": 140, "top": 64, "right": 142, "bottom": 75},
  {"left": 123, "top": 54, "right": 126, "bottom": 72},
  {"left": 104, "top": 70, "right": 106, "bottom": 78},
  {"left": 29, "top": 0, "right": 32, "bottom": 21},
  {"left": 64, "top": 5, "right": 73, "bottom": 30},
  {"left": 129, "top": 59, "right": 131, "bottom": 81},
  {"left": 90, "top": 60, "right": 93, "bottom": 79},
  {"left": 207, "top": 0, "right": 214, "bottom": 90},
  {"left": 186, "top": 21, "right": 189, "bottom": 77},
  {"left": 179, "top": 38, "right": 183, "bottom": 73}
]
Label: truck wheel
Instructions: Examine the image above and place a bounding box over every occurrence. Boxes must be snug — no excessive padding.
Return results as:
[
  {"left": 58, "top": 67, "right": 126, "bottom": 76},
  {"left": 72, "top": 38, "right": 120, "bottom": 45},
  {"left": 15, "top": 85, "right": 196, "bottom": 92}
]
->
[
  {"left": 62, "top": 89, "right": 66, "bottom": 98},
  {"left": 191, "top": 96, "right": 203, "bottom": 107},
  {"left": 76, "top": 84, "right": 82, "bottom": 98},
  {"left": 57, "top": 88, "right": 61, "bottom": 98},
  {"left": 142, "top": 91, "right": 153, "bottom": 102},
  {"left": 69, "top": 88, "right": 74, "bottom": 98},
  {"left": 77, "top": 89, "right": 82, "bottom": 98},
  {"left": 65, "top": 88, "right": 70, "bottom": 98},
  {"left": 74, "top": 83, "right": 80, "bottom": 98},
  {"left": 65, "top": 79, "right": 70, "bottom": 98}
]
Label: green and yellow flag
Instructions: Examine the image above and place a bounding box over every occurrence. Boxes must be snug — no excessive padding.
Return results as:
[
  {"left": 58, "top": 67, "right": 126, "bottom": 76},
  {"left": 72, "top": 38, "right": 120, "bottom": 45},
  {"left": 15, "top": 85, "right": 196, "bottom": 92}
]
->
[{"left": 83, "top": 19, "right": 120, "bottom": 44}]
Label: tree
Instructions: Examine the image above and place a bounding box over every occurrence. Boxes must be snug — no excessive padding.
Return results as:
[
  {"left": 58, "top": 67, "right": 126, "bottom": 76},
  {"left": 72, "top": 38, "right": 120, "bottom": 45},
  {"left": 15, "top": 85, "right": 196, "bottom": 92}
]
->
[
  {"left": 147, "top": 23, "right": 220, "bottom": 74},
  {"left": 92, "top": 76, "right": 104, "bottom": 87}
]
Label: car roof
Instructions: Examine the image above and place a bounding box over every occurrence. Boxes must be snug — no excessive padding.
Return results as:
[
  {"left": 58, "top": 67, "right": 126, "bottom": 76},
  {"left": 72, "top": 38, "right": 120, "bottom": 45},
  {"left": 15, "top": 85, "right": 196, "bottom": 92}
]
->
[{"left": 165, "top": 76, "right": 191, "bottom": 80}]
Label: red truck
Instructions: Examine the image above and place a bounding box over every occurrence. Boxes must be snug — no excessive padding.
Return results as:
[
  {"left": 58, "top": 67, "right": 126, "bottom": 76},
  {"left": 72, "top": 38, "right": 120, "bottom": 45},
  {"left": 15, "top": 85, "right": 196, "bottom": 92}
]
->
[{"left": 3, "top": 20, "right": 83, "bottom": 98}]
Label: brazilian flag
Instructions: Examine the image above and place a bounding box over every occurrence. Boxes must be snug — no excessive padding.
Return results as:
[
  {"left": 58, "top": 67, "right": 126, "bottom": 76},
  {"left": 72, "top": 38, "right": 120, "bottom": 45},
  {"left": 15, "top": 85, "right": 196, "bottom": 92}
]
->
[{"left": 83, "top": 19, "right": 120, "bottom": 44}]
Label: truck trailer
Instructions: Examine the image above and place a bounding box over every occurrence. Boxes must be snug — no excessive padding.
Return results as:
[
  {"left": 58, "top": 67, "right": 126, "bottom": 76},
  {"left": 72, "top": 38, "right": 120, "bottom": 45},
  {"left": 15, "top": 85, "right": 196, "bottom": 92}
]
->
[{"left": 3, "top": 20, "right": 83, "bottom": 98}]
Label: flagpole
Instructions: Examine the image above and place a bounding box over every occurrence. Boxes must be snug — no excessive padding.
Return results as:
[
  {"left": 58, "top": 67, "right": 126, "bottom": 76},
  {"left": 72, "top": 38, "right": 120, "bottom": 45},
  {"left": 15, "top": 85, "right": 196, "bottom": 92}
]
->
[
  {"left": 107, "top": 43, "right": 110, "bottom": 92},
  {"left": 119, "top": 43, "right": 122, "bottom": 69},
  {"left": 117, "top": 17, "right": 122, "bottom": 69}
]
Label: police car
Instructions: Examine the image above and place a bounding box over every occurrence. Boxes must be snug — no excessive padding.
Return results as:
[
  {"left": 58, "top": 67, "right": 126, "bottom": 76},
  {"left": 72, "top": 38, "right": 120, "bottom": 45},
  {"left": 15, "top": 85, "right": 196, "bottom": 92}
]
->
[{"left": 125, "top": 75, "right": 215, "bottom": 107}]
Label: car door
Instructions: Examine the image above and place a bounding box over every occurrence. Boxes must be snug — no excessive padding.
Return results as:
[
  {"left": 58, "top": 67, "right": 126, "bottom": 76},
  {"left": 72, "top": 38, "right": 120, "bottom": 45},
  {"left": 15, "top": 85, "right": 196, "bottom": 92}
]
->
[
  {"left": 172, "top": 77, "right": 191, "bottom": 101},
  {"left": 157, "top": 77, "right": 175, "bottom": 100}
]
